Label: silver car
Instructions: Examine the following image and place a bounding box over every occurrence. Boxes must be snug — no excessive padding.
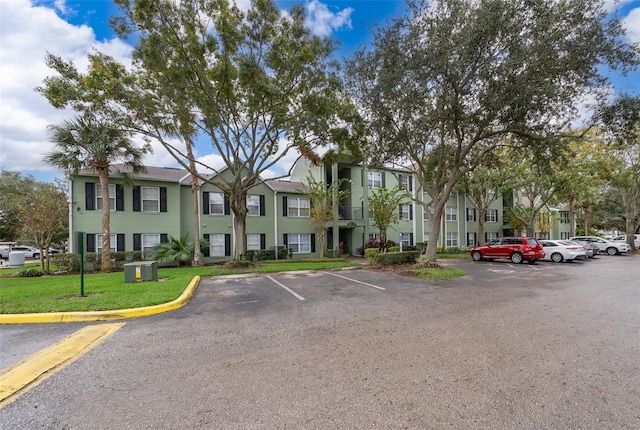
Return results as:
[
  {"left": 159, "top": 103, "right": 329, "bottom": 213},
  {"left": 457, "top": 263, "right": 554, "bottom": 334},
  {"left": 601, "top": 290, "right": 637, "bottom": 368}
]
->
[
  {"left": 569, "top": 236, "right": 631, "bottom": 255},
  {"left": 10, "top": 246, "right": 41, "bottom": 259}
]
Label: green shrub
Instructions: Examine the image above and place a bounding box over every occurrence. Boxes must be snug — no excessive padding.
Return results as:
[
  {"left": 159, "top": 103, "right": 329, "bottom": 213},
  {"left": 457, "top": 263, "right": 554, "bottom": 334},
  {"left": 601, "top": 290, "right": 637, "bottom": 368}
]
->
[
  {"left": 388, "top": 246, "right": 401, "bottom": 253},
  {"left": 225, "top": 260, "right": 253, "bottom": 269},
  {"left": 415, "top": 242, "right": 428, "bottom": 252},
  {"left": 48, "top": 253, "right": 81, "bottom": 272},
  {"left": 14, "top": 267, "right": 44, "bottom": 277},
  {"left": 364, "top": 248, "right": 379, "bottom": 264},
  {"left": 375, "top": 251, "right": 421, "bottom": 265}
]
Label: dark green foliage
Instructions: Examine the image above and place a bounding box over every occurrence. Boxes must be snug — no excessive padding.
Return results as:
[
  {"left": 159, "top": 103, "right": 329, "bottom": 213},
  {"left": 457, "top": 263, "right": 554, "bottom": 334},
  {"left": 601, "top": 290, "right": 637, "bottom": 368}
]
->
[
  {"left": 49, "top": 253, "right": 81, "bottom": 272},
  {"left": 14, "top": 268, "right": 44, "bottom": 278},
  {"left": 374, "top": 251, "right": 421, "bottom": 265},
  {"left": 242, "top": 248, "right": 292, "bottom": 261}
]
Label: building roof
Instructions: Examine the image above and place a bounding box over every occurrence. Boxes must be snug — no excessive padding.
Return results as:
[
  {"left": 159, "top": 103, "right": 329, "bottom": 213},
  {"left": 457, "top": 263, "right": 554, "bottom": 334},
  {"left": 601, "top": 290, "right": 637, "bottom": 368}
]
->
[
  {"left": 76, "top": 164, "right": 201, "bottom": 185},
  {"left": 265, "top": 179, "right": 307, "bottom": 194}
]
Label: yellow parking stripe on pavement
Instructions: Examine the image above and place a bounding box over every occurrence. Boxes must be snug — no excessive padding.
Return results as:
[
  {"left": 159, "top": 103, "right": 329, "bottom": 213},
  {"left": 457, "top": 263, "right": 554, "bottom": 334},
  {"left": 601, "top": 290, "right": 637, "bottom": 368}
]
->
[{"left": 0, "top": 323, "right": 125, "bottom": 406}]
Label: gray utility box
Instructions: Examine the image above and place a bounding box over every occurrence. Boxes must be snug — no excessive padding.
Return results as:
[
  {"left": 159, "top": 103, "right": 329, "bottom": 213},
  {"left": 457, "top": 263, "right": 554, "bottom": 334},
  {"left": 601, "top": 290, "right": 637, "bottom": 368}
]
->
[{"left": 124, "top": 261, "right": 158, "bottom": 283}]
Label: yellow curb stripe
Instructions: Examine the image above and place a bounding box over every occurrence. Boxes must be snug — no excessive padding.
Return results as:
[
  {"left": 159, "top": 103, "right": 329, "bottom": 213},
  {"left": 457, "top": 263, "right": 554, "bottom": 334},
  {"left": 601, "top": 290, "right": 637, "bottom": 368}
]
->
[
  {"left": 0, "top": 323, "right": 125, "bottom": 406},
  {"left": 0, "top": 276, "right": 200, "bottom": 324}
]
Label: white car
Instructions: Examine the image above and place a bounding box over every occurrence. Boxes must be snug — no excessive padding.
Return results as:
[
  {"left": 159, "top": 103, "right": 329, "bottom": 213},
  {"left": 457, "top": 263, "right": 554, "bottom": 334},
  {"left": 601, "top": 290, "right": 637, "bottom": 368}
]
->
[
  {"left": 9, "top": 246, "right": 41, "bottom": 259},
  {"left": 539, "top": 240, "right": 587, "bottom": 263},
  {"left": 611, "top": 234, "right": 640, "bottom": 248},
  {"left": 569, "top": 236, "right": 631, "bottom": 255}
]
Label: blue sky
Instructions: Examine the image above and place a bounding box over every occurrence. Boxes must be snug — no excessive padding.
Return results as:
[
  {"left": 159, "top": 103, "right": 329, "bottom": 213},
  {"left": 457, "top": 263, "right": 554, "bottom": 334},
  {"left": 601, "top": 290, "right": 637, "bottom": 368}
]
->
[{"left": 1, "top": 0, "right": 639, "bottom": 184}]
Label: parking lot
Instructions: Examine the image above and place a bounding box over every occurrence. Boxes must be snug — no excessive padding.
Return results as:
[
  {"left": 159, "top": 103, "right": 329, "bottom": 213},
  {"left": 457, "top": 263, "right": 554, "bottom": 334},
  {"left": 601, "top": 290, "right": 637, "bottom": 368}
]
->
[{"left": 1, "top": 255, "right": 639, "bottom": 429}]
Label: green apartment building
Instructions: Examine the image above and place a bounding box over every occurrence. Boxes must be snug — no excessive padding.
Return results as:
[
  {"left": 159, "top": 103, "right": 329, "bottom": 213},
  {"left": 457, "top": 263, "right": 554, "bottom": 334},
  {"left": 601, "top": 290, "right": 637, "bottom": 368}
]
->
[{"left": 67, "top": 159, "right": 571, "bottom": 261}]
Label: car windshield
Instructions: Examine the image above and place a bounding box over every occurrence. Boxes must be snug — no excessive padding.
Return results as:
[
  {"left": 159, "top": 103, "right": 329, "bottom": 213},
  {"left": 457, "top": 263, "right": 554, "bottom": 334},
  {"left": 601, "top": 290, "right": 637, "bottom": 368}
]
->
[{"left": 526, "top": 238, "right": 539, "bottom": 245}]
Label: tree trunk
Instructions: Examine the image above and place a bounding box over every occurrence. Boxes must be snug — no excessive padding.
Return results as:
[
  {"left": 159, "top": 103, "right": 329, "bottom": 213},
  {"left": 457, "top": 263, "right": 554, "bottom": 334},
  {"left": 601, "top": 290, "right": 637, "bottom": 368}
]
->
[
  {"left": 568, "top": 196, "right": 575, "bottom": 237},
  {"left": 583, "top": 203, "right": 590, "bottom": 235},
  {"left": 477, "top": 218, "right": 485, "bottom": 246},
  {"left": 230, "top": 189, "right": 248, "bottom": 260},
  {"left": 185, "top": 137, "right": 203, "bottom": 266},
  {"left": 425, "top": 202, "right": 446, "bottom": 262},
  {"left": 98, "top": 168, "right": 113, "bottom": 272},
  {"left": 317, "top": 227, "right": 327, "bottom": 258}
]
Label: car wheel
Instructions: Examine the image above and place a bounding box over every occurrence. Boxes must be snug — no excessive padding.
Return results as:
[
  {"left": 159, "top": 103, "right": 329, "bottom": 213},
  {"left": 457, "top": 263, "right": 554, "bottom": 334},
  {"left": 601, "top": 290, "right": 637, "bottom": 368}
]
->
[
  {"left": 510, "top": 252, "right": 523, "bottom": 264},
  {"left": 471, "top": 251, "right": 483, "bottom": 261},
  {"left": 551, "top": 252, "right": 563, "bottom": 263},
  {"left": 33, "top": 253, "right": 40, "bottom": 259},
  {"left": 606, "top": 247, "right": 618, "bottom": 256}
]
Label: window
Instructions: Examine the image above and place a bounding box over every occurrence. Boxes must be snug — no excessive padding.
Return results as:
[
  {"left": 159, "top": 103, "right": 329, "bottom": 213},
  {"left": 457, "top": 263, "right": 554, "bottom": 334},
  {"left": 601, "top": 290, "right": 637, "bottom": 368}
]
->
[
  {"left": 368, "top": 171, "right": 383, "bottom": 188},
  {"left": 466, "top": 208, "right": 477, "bottom": 222},
  {"left": 399, "top": 232, "right": 412, "bottom": 247},
  {"left": 485, "top": 232, "right": 498, "bottom": 242},
  {"left": 423, "top": 232, "right": 430, "bottom": 243},
  {"left": 467, "top": 232, "right": 477, "bottom": 247},
  {"left": 287, "top": 197, "right": 310, "bottom": 217},
  {"left": 369, "top": 233, "right": 380, "bottom": 241},
  {"left": 446, "top": 206, "right": 457, "bottom": 221},
  {"left": 287, "top": 233, "right": 311, "bottom": 253},
  {"left": 561, "top": 232, "right": 570, "bottom": 240},
  {"left": 398, "top": 174, "right": 412, "bottom": 191},
  {"left": 141, "top": 187, "right": 160, "bottom": 212},
  {"left": 247, "top": 195, "right": 261, "bottom": 216},
  {"left": 559, "top": 211, "right": 569, "bottom": 224},
  {"left": 209, "top": 193, "right": 225, "bottom": 215},
  {"left": 487, "top": 189, "right": 496, "bottom": 200},
  {"left": 424, "top": 205, "right": 435, "bottom": 219},
  {"left": 96, "top": 184, "right": 115, "bottom": 210},
  {"left": 446, "top": 232, "right": 458, "bottom": 247},
  {"left": 142, "top": 234, "right": 160, "bottom": 256},
  {"left": 400, "top": 204, "right": 412, "bottom": 220},
  {"left": 96, "top": 234, "right": 117, "bottom": 253},
  {"left": 247, "top": 233, "right": 262, "bottom": 251},
  {"left": 485, "top": 209, "right": 498, "bottom": 223},
  {"left": 209, "top": 233, "right": 226, "bottom": 257}
]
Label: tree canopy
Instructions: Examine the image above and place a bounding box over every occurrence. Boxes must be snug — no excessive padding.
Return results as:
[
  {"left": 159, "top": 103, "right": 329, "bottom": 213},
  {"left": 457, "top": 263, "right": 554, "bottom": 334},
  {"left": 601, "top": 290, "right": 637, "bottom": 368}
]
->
[{"left": 345, "top": 0, "right": 639, "bottom": 261}]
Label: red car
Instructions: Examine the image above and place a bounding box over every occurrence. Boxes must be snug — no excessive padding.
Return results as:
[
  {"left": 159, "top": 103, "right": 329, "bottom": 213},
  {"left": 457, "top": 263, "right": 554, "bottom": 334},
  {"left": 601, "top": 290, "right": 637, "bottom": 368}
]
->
[{"left": 470, "top": 237, "right": 545, "bottom": 264}]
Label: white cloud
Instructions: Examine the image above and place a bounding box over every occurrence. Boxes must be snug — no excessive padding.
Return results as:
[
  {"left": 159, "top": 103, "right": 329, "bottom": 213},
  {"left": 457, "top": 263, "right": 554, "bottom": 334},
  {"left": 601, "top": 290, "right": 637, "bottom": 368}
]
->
[
  {"left": 0, "top": 0, "right": 133, "bottom": 176},
  {"left": 622, "top": 6, "right": 640, "bottom": 43},
  {"left": 304, "top": 0, "right": 353, "bottom": 37}
]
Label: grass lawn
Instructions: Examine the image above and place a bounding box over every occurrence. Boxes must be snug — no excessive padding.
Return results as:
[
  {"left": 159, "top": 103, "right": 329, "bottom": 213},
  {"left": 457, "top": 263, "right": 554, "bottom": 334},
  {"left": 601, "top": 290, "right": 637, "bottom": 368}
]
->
[
  {"left": 0, "top": 259, "right": 358, "bottom": 314},
  {"left": 411, "top": 267, "right": 466, "bottom": 280}
]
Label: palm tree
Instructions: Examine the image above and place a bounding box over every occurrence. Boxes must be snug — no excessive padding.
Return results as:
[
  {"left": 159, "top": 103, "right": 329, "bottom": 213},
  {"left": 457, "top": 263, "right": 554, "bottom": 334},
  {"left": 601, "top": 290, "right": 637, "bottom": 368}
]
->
[{"left": 45, "top": 115, "right": 150, "bottom": 272}]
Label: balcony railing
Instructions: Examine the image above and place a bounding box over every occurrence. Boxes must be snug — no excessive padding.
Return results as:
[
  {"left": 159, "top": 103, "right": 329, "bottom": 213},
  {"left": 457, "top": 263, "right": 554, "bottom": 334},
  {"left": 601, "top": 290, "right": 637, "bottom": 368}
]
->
[{"left": 338, "top": 206, "right": 366, "bottom": 220}]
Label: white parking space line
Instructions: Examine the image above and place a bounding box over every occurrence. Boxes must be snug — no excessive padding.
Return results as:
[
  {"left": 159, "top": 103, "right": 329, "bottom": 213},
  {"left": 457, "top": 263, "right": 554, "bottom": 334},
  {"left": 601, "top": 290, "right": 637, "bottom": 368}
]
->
[
  {"left": 266, "top": 275, "right": 306, "bottom": 301},
  {"left": 321, "top": 272, "right": 386, "bottom": 291}
]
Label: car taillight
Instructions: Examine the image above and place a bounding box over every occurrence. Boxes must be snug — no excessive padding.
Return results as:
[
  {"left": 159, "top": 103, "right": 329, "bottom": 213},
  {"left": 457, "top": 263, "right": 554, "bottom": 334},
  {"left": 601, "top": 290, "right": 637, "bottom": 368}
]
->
[{"left": 566, "top": 247, "right": 578, "bottom": 250}]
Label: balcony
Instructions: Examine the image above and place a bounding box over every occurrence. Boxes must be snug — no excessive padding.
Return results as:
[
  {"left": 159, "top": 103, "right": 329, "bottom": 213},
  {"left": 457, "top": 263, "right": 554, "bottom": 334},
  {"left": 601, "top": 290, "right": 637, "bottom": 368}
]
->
[{"left": 338, "top": 206, "right": 366, "bottom": 221}]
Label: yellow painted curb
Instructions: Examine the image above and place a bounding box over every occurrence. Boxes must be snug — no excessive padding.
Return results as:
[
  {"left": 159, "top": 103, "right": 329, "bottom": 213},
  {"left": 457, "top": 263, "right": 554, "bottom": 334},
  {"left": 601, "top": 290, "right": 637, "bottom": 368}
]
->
[
  {"left": 0, "top": 276, "right": 200, "bottom": 324},
  {"left": 0, "top": 322, "right": 125, "bottom": 406}
]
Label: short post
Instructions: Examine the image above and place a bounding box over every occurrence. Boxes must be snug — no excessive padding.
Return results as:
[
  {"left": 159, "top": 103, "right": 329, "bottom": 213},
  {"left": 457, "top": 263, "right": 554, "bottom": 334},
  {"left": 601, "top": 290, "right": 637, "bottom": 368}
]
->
[
  {"left": 399, "top": 233, "right": 403, "bottom": 252},
  {"left": 77, "top": 231, "right": 85, "bottom": 297}
]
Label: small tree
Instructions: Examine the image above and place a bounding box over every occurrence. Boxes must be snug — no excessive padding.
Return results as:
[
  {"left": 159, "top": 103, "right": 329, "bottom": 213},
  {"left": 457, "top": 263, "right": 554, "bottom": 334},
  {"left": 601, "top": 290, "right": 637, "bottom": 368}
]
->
[
  {"left": 368, "top": 186, "right": 406, "bottom": 247},
  {"left": 19, "top": 182, "right": 68, "bottom": 272},
  {"left": 152, "top": 234, "right": 208, "bottom": 266},
  {"left": 304, "top": 176, "right": 350, "bottom": 257}
]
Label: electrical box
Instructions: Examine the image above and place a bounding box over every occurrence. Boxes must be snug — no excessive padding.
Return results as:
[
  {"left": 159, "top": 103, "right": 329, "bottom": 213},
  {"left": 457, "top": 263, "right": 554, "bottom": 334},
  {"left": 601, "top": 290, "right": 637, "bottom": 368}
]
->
[{"left": 124, "top": 261, "right": 158, "bottom": 283}]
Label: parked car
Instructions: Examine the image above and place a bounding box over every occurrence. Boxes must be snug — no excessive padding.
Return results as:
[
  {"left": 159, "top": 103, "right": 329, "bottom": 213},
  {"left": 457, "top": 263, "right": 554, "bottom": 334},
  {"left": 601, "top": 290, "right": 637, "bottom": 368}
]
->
[
  {"left": 572, "top": 240, "right": 598, "bottom": 258},
  {"left": 611, "top": 234, "right": 640, "bottom": 248},
  {"left": 569, "top": 236, "right": 631, "bottom": 255},
  {"left": 470, "top": 237, "right": 545, "bottom": 264},
  {"left": 539, "top": 240, "right": 587, "bottom": 263},
  {"left": 10, "top": 246, "right": 40, "bottom": 259}
]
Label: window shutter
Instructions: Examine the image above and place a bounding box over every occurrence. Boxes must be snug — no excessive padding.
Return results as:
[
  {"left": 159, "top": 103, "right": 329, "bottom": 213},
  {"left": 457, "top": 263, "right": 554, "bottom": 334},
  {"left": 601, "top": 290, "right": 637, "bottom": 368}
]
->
[
  {"left": 160, "top": 187, "right": 167, "bottom": 212},
  {"left": 283, "top": 234, "right": 288, "bottom": 246},
  {"left": 311, "top": 234, "right": 316, "bottom": 253},
  {"left": 133, "top": 234, "right": 141, "bottom": 251},
  {"left": 116, "top": 184, "right": 124, "bottom": 211},
  {"left": 361, "top": 169, "right": 364, "bottom": 186},
  {"left": 381, "top": 172, "right": 386, "bottom": 188},
  {"left": 399, "top": 205, "right": 403, "bottom": 219},
  {"left": 410, "top": 204, "right": 413, "bottom": 220},
  {"left": 409, "top": 233, "right": 414, "bottom": 245},
  {"left": 409, "top": 176, "right": 413, "bottom": 192},
  {"left": 86, "top": 233, "right": 95, "bottom": 252},
  {"left": 203, "top": 192, "right": 210, "bottom": 214},
  {"left": 85, "top": 183, "right": 95, "bottom": 210},
  {"left": 117, "top": 234, "right": 125, "bottom": 252},
  {"left": 203, "top": 234, "right": 210, "bottom": 257},
  {"left": 260, "top": 234, "right": 266, "bottom": 250},
  {"left": 160, "top": 233, "right": 168, "bottom": 243},
  {"left": 224, "top": 234, "right": 231, "bottom": 256},
  {"left": 133, "top": 186, "right": 141, "bottom": 212},
  {"left": 224, "top": 195, "right": 230, "bottom": 215},
  {"left": 282, "top": 196, "right": 288, "bottom": 216},
  {"left": 259, "top": 195, "right": 265, "bottom": 216}
]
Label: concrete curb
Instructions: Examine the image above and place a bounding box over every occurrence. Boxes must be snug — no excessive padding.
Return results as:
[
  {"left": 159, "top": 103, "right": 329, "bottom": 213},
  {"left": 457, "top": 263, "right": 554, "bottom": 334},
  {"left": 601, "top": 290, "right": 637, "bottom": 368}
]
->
[{"left": 0, "top": 276, "right": 201, "bottom": 325}]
